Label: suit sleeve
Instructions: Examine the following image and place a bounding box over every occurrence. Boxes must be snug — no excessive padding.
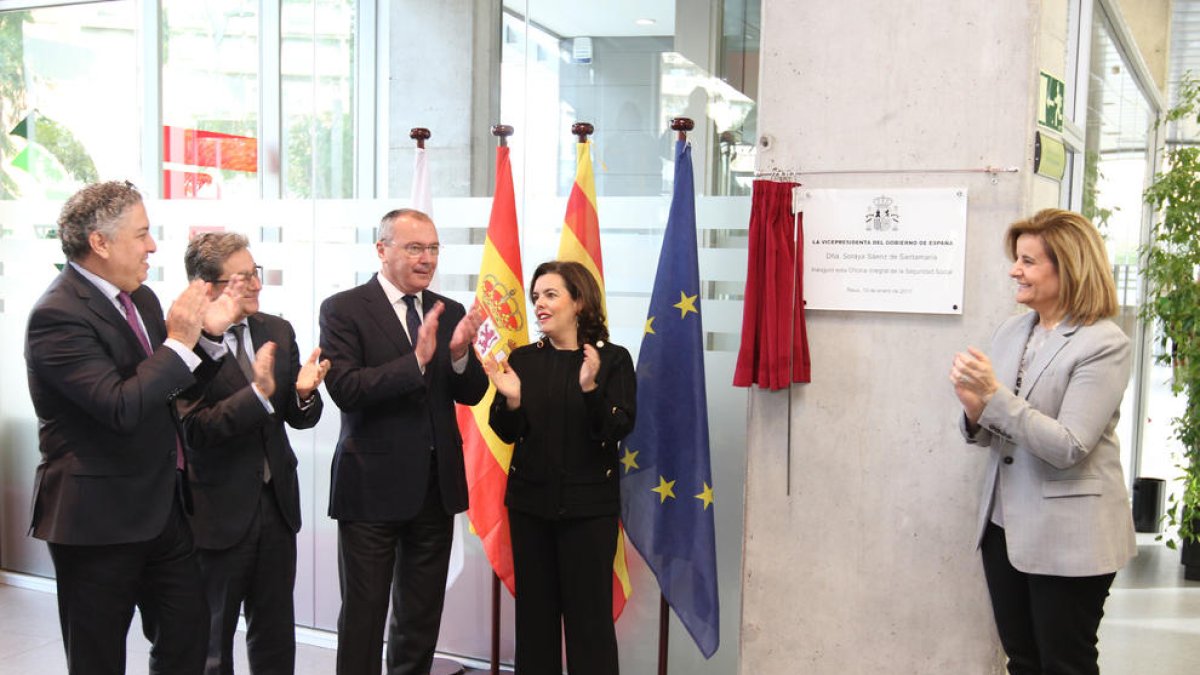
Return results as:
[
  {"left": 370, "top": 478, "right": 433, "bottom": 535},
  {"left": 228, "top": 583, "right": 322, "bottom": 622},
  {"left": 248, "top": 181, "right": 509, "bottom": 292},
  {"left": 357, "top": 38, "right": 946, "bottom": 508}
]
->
[
  {"left": 449, "top": 345, "right": 488, "bottom": 407},
  {"left": 976, "top": 328, "right": 1131, "bottom": 470},
  {"left": 318, "top": 294, "right": 427, "bottom": 411},
  {"left": 281, "top": 321, "right": 323, "bottom": 430},
  {"left": 178, "top": 379, "right": 273, "bottom": 449},
  {"left": 959, "top": 413, "right": 993, "bottom": 446},
  {"left": 27, "top": 301, "right": 195, "bottom": 435},
  {"left": 583, "top": 346, "right": 636, "bottom": 442}
]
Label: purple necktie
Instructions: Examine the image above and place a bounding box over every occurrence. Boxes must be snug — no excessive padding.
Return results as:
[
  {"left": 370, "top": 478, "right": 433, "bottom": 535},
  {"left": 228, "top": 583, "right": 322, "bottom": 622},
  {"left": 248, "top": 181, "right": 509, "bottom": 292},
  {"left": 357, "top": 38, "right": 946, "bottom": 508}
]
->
[
  {"left": 117, "top": 291, "right": 153, "bottom": 357},
  {"left": 117, "top": 291, "right": 184, "bottom": 470}
]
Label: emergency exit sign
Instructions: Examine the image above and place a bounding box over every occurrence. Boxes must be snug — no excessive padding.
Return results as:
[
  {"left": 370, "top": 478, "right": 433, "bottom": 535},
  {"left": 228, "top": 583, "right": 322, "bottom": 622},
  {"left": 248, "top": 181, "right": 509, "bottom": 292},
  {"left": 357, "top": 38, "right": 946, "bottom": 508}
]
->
[{"left": 1039, "top": 71, "right": 1065, "bottom": 132}]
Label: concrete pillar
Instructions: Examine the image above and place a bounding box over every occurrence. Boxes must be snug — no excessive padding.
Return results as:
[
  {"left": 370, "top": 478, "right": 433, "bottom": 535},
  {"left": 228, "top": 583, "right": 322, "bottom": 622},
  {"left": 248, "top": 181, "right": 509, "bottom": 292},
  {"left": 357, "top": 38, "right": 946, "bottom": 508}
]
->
[
  {"left": 742, "top": 1, "right": 1046, "bottom": 671},
  {"left": 387, "top": 0, "right": 500, "bottom": 198}
]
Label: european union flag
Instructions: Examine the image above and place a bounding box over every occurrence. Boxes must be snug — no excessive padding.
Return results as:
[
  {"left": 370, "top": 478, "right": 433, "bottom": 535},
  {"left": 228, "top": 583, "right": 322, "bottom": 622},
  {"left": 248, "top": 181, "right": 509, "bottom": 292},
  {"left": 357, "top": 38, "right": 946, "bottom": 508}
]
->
[{"left": 619, "top": 137, "right": 718, "bottom": 658}]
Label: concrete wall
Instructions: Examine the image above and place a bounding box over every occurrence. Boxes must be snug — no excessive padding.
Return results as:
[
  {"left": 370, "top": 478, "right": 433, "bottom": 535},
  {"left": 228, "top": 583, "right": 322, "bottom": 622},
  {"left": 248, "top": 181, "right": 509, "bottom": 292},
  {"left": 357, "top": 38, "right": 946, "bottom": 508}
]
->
[{"left": 741, "top": 1, "right": 1046, "bottom": 671}]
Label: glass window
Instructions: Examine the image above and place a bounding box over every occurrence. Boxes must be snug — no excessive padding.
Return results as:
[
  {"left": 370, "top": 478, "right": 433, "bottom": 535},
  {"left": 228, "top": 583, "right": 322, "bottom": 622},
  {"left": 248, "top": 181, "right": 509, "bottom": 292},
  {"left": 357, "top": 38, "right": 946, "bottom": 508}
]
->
[
  {"left": 0, "top": 3, "right": 138, "bottom": 200},
  {"left": 161, "top": 0, "right": 261, "bottom": 198},
  {"left": 281, "top": 0, "right": 356, "bottom": 199},
  {"left": 1082, "top": 9, "right": 1155, "bottom": 484}
]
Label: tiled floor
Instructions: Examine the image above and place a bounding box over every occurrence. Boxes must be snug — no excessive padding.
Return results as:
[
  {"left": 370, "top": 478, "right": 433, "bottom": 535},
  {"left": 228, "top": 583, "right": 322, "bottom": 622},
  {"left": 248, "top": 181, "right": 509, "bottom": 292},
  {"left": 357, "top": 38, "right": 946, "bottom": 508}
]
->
[
  {"left": 0, "top": 576, "right": 489, "bottom": 674},
  {"left": 1097, "top": 534, "right": 1200, "bottom": 673},
  {"left": 2, "top": 537, "right": 1198, "bottom": 673}
]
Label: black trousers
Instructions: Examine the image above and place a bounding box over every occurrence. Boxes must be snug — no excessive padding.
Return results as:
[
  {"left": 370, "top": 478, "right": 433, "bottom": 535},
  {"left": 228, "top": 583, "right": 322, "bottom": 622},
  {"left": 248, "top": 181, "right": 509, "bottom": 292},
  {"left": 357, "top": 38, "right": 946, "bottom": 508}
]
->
[
  {"left": 196, "top": 482, "right": 297, "bottom": 675},
  {"left": 48, "top": 494, "right": 209, "bottom": 675},
  {"left": 980, "top": 523, "right": 1116, "bottom": 675},
  {"left": 336, "top": 471, "right": 453, "bottom": 675},
  {"left": 508, "top": 509, "right": 619, "bottom": 675}
]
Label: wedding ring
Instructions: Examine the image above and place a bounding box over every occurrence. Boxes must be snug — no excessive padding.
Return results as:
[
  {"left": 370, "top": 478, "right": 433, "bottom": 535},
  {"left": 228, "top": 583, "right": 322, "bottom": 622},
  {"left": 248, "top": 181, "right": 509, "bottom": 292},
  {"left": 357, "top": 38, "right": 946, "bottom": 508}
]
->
[{"left": 959, "top": 374, "right": 970, "bottom": 384}]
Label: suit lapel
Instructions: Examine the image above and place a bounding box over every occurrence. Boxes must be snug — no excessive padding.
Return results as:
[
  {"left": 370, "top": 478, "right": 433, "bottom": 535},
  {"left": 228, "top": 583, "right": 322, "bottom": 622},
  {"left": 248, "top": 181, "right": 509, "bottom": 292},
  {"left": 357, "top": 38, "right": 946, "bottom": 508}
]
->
[
  {"left": 247, "top": 313, "right": 283, "bottom": 410},
  {"left": 1019, "top": 322, "right": 1078, "bottom": 399},
  {"left": 65, "top": 267, "right": 149, "bottom": 358},
  {"left": 131, "top": 286, "right": 164, "bottom": 345},
  {"left": 364, "top": 276, "right": 413, "bottom": 353},
  {"left": 994, "top": 312, "right": 1035, "bottom": 392}
]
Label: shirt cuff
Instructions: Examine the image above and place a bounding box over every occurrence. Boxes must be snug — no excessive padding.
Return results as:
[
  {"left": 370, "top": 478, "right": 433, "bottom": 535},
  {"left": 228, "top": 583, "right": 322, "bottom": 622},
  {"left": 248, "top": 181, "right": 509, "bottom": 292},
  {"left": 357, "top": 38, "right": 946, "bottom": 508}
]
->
[
  {"left": 252, "top": 383, "right": 275, "bottom": 414},
  {"left": 296, "top": 391, "right": 318, "bottom": 410},
  {"left": 195, "top": 334, "right": 229, "bottom": 361},
  {"left": 164, "top": 338, "right": 202, "bottom": 371},
  {"left": 451, "top": 351, "right": 469, "bottom": 374}
]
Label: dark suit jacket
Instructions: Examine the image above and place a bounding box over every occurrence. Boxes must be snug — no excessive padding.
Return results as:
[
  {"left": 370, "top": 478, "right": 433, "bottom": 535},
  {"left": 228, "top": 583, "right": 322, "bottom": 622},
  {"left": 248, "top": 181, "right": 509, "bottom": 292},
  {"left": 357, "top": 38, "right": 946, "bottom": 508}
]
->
[
  {"left": 319, "top": 276, "right": 488, "bottom": 522},
  {"left": 25, "top": 266, "right": 220, "bottom": 546},
  {"left": 177, "top": 312, "right": 323, "bottom": 550}
]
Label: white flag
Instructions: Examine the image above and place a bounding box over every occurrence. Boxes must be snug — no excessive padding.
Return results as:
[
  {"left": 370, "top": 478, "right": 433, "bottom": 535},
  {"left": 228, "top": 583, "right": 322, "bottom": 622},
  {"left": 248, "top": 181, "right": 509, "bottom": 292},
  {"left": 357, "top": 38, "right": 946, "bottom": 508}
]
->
[
  {"left": 411, "top": 147, "right": 432, "bottom": 216},
  {"left": 412, "top": 146, "right": 459, "bottom": 586}
]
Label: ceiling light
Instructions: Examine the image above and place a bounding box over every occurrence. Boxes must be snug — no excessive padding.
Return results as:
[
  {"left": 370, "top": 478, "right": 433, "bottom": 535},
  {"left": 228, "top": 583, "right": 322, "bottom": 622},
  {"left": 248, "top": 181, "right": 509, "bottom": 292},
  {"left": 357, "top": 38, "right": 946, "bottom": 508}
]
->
[{"left": 635, "top": 18, "right": 656, "bottom": 26}]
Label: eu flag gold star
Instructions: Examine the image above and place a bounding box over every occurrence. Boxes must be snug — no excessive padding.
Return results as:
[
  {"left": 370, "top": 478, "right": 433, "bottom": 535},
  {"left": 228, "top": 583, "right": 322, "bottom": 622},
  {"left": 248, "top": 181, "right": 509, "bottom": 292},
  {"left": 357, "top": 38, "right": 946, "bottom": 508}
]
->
[
  {"left": 644, "top": 316, "right": 656, "bottom": 335},
  {"left": 620, "top": 447, "right": 640, "bottom": 473},
  {"left": 651, "top": 476, "right": 677, "bottom": 504},
  {"left": 674, "top": 291, "right": 698, "bottom": 318},
  {"left": 694, "top": 482, "right": 714, "bottom": 510}
]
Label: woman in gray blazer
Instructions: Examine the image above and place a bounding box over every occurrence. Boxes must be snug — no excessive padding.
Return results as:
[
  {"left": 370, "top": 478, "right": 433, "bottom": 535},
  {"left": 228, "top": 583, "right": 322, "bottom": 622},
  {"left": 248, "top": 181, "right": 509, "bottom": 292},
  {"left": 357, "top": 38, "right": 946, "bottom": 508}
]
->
[{"left": 950, "top": 209, "right": 1136, "bottom": 675}]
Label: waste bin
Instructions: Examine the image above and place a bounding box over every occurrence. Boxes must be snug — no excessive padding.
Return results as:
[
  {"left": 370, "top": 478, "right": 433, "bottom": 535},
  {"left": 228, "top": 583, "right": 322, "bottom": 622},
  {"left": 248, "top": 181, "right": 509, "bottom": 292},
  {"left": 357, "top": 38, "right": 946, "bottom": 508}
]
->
[{"left": 1132, "top": 477, "right": 1166, "bottom": 533}]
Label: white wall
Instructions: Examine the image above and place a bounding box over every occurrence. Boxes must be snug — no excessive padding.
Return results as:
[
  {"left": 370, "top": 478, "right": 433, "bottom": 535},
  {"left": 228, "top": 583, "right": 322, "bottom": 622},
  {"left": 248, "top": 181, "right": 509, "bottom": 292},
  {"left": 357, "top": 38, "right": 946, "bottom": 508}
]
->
[{"left": 741, "top": 1, "right": 1043, "bottom": 672}]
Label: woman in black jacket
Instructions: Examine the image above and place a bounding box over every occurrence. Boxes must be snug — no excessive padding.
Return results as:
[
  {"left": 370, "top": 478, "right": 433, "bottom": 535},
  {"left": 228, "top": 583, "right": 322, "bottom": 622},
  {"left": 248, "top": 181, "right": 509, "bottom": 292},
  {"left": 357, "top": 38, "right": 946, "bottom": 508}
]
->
[{"left": 485, "top": 260, "right": 636, "bottom": 675}]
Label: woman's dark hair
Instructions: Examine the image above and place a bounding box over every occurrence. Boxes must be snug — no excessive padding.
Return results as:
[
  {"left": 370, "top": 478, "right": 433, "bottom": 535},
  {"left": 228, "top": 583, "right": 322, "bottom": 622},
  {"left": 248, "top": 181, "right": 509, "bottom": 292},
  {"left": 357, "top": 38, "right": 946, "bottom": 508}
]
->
[{"left": 530, "top": 260, "right": 608, "bottom": 345}]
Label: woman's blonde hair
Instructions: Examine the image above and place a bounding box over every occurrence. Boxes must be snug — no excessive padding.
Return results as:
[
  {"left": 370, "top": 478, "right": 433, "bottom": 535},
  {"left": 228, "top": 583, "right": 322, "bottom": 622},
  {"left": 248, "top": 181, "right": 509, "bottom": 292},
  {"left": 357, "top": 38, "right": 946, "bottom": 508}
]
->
[{"left": 1005, "top": 209, "right": 1118, "bottom": 325}]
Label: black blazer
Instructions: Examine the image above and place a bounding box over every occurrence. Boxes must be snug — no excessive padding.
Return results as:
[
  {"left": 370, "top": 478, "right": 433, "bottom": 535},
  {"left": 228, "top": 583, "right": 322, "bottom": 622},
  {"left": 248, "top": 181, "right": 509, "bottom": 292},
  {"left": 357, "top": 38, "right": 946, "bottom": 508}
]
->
[
  {"left": 177, "top": 312, "right": 323, "bottom": 550},
  {"left": 489, "top": 339, "right": 637, "bottom": 519},
  {"left": 25, "top": 266, "right": 220, "bottom": 546},
  {"left": 319, "top": 276, "right": 488, "bottom": 521}
]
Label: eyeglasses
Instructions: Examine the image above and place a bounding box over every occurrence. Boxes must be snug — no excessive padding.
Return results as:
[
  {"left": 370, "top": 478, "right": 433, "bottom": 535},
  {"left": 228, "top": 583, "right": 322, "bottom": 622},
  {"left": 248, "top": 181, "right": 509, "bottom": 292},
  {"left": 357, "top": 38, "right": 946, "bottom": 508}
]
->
[
  {"left": 214, "top": 265, "right": 263, "bottom": 286},
  {"left": 387, "top": 241, "right": 441, "bottom": 257}
]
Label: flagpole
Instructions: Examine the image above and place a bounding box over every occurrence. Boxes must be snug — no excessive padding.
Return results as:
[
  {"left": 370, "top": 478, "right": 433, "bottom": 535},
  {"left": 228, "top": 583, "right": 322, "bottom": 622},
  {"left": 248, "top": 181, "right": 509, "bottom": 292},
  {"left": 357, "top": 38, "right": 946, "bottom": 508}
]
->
[
  {"left": 410, "top": 121, "right": 464, "bottom": 675},
  {"left": 652, "top": 116, "right": 697, "bottom": 675},
  {"left": 487, "top": 122, "right": 515, "bottom": 675}
]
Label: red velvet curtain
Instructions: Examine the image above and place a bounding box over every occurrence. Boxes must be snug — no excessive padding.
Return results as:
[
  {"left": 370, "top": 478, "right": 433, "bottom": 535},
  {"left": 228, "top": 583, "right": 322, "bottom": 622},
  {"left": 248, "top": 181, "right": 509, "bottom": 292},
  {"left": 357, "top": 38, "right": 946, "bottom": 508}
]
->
[{"left": 733, "top": 179, "right": 811, "bottom": 389}]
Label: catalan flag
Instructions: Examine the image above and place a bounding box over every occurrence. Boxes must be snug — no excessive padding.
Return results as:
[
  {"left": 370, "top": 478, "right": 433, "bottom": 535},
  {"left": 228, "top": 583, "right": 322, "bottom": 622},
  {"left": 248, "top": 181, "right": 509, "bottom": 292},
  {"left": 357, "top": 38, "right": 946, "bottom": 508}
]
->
[
  {"left": 458, "top": 143, "right": 527, "bottom": 596},
  {"left": 557, "top": 135, "right": 632, "bottom": 619},
  {"left": 620, "top": 137, "right": 719, "bottom": 657}
]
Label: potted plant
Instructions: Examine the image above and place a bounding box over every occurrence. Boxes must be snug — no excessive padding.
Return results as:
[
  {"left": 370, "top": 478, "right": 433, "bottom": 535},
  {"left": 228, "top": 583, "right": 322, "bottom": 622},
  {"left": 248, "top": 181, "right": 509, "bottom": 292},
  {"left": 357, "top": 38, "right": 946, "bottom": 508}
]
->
[{"left": 1142, "top": 75, "right": 1200, "bottom": 579}]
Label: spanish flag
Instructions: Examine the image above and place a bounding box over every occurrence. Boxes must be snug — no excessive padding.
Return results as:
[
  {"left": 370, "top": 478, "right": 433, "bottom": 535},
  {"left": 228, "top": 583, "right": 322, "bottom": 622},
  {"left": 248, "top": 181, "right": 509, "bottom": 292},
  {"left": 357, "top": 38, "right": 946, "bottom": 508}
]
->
[
  {"left": 558, "top": 137, "right": 633, "bottom": 620},
  {"left": 458, "top": 144, "right": 527, "bottom": 596}
]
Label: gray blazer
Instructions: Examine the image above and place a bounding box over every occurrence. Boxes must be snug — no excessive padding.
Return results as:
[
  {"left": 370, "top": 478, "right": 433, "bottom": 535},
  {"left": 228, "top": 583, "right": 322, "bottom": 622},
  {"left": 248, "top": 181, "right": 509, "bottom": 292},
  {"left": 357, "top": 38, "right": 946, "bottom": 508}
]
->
[{"left": 961, "top": 311, "right": 1136, "bottom": 576}]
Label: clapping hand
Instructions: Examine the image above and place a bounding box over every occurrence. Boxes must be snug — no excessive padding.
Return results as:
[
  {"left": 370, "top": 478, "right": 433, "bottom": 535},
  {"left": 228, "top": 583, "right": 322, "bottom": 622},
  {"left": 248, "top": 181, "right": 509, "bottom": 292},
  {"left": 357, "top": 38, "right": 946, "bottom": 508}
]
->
[
  {"left": 579, "top": 343, "right": 600, "bottom": 393},
  {"left": 253, "top": 342, "right": 277, "bottom": 398},
  {"left": 483, "top": 354, "right": 521, "bottom": 410},
  {"left": 414, "top": 301, "right": 444, "bottom": 368},
  {"left": 450, "top": 305, "right": 484, "bottom": 361},
  {"left": 203, "top": 274, "right": 250, "bottom": 335},
  {"left": 950, "top": 346, "right": 998, "bottom": 424},
  {"left": 296, "top": 347, "right": 331, "bottom": 399}
]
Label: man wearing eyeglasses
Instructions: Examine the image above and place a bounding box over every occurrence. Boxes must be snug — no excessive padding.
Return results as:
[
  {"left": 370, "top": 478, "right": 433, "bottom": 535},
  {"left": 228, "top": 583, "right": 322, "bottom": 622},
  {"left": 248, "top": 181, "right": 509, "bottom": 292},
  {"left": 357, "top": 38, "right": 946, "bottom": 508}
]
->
[
  {"left": 319, "top": 208, "right": 487, "bottom": 675},
  {"left": 24, "top": 181, "right": 245, "bottom": 674},
  {"left": 177, "top": 232, "right": 330, "bottom": 675}
]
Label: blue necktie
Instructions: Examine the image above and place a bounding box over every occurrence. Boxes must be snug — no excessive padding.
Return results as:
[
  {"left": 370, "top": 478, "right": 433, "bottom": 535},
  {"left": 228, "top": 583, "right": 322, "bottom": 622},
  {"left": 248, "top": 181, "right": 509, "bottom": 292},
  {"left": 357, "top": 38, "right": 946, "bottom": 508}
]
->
[{"left": 402, "top": 295, "right": 422, "bottom": 347}]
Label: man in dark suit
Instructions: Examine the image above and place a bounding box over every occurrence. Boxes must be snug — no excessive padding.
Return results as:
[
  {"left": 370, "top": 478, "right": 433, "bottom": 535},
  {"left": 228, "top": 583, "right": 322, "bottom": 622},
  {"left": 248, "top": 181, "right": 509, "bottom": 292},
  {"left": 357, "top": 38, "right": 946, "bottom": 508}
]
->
[
  {"left": 319, "top": 208, "right": 487, "bottom": 675},
  {"left": 25, "top": 181, "right": 244, "bottom": 674},
  {"left": 178, "top": 233, "right": 330, "bottom": 675}
]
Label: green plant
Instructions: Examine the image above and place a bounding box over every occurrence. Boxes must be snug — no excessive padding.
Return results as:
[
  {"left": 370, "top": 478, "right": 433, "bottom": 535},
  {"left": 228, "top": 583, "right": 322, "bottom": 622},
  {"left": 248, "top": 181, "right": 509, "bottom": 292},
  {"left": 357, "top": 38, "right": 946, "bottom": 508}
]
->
[{"left": 1142, "top": 74, "right": 1200, "bottom": 549}]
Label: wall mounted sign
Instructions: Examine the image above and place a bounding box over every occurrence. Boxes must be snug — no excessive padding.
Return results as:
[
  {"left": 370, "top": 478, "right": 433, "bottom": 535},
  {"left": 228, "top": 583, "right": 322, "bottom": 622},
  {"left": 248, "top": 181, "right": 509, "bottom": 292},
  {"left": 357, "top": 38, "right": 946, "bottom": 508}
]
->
[
  {"left": 1034, "top": 131, "right": 1066, "bottom": 180},
  {"left": 1038, "top": 71, "right": 1065, "bottom": 132},
  {"left": 796, "top": 187, "right": 968, "bottom": 314}
]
